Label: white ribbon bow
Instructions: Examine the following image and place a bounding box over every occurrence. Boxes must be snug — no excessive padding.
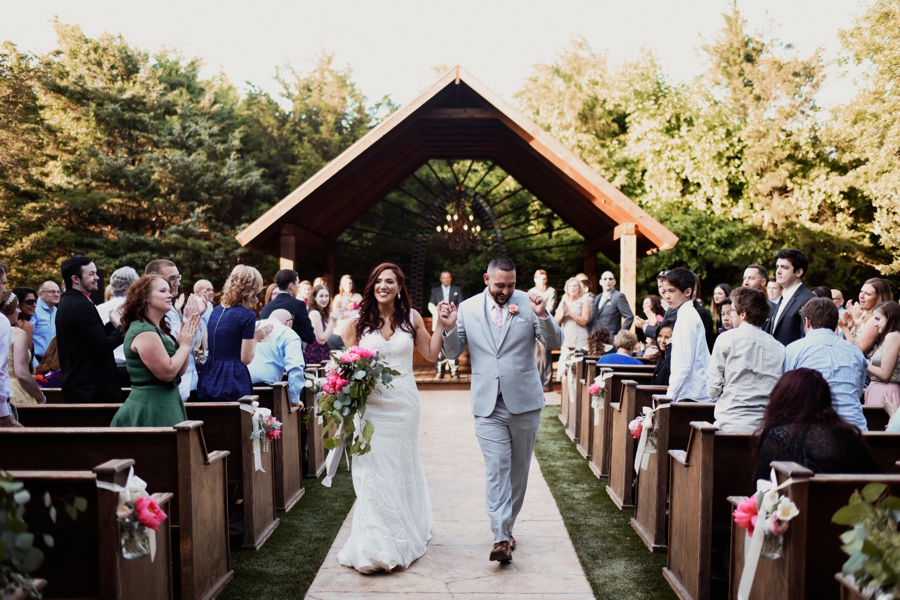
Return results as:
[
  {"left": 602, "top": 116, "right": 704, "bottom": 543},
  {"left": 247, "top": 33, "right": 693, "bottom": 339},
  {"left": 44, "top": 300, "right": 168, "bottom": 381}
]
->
[
  {"left": 738, "top": 468, "right": 795, "bottom": 600},
  {"left": 96, "top": 467, "right": 157, "bottom": 561},
  {"left": 633, "top": 406, "right": 657, "bottom": 473},
  {"left": 240, "top": 401, "right": 273, "bottom": 472}
]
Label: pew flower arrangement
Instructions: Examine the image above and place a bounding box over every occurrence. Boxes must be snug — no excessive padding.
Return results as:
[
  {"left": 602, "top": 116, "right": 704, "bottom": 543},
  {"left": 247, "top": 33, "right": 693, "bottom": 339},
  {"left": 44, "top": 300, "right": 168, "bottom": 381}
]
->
[
  {"left": 589, "top": 375, "right": 604, "bottom": 409},
  {"left": 733, "top": 474, "right": 800, "bottom": 560},
  {"left": 313, "top": 345, "right": 400, "bottom": 457},
  {"left": 252, "top": 414, "right": 282, "bottom": 453},
  {"left": 116, "top": 496, "right": 168, "bottom": 559},
  {"left": 832, "top": 482, "right": 900, "bottom": 598}
]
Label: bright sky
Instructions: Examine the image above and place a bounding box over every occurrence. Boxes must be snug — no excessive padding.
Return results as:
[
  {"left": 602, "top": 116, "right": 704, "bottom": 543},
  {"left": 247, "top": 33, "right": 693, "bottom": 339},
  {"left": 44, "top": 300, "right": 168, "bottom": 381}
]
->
[{"left": 1, "top": 0, "right": 873, "bottom": 109}]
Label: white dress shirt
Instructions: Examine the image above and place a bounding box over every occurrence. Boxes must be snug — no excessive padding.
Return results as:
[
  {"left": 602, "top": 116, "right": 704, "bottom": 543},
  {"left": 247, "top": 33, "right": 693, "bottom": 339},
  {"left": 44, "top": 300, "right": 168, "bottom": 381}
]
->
[
  {"left": 442, "top": 285, "right": 451, "bottom": 303},
  {"left": 772, "top": 281, "right": 801, "bottom": 330},
  {"left": 709, "top": 322, "right": 785, "bottom": 432},
  {"left": 486, "top": 292, "right": 510, "bottom": 336},
  {"left": 167, "top": 307, "right": 199, "bottom": 401},
  {"left": 667, "top": 301, "right": 712, "bottom": 402},
  {"left": 248, "top": 319, "right": 306, "bottom": 404}
]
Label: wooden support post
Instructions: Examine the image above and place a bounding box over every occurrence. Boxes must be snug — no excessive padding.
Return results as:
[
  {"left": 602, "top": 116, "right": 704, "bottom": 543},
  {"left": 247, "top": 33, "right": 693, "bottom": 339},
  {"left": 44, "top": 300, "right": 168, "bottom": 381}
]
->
[
  {"left": 583, "top": 246, "right": 598, "bottom": 295},
  {"left": 619, "top": 223, "right": 637, "bottom": 327},
  {"left": 280, "top": 225, "right": 296, "bottom": 271}
]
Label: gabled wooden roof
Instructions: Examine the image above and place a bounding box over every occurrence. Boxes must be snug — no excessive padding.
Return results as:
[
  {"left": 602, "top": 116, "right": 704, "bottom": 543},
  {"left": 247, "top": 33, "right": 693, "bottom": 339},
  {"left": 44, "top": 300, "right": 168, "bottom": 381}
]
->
[{"left": 236, "top": 66, "right": 677, "bottom": 260}]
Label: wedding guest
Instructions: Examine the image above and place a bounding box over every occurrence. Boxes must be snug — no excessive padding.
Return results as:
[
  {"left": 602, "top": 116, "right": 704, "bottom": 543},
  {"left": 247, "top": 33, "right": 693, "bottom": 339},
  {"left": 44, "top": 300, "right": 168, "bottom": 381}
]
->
[
  {"left": 720, "top": 298, "right": 734, "bottom": 331},
  {"left": 839, "top": 278, "right": 894, "bottom": 355},
  {"left": 32, "top": 280, "right": 60, "bottom": 363},
  {"left": 742, "top": 265, "right": 769, "bottom": 292},
  {"left": 812, "top": 286, "right": 833, "bottom": 299},
  {"left": 576, "top": 273, "right": 595, "bottom": 308},
  {"left": 865, "top": 301, "right": 900, "bottom": 407},
  {"left": 11, "top": 287, "right": 36, "bottom": 351},
  {"left": 298, "top": 280, "right": 312, "bottom": 304},
  {"left": 597, "top": 330, "right": 642, "bottom": 365},
  {"left": 555, "top": 277, "right": 591, "bottom": 381},
  {"left": 783, "top": 298, "right": 867, "bottom": 430},
  {"left": 831, "top": 289, "right": 846, "bottom": 311},
  {"left": 767, "top": 281, "right": 783, "bottom": 303},
  {"left": 661, "top": 268, "right": 711, "bottom": 402},
  {"left": 260, "top": 269, "right": 315, "bottom": 344},
  {"left": 692, "top": 275, "right": 718, "bottom": 351},
  {"left": 0, "top": 264, "right": 22, "bottom": 427},
  {"left": 636, "top": 272, "right": 677, "bottom": 339},
  {"left": 1, "top": 292, "right": 45, "bottom": 405},
  {"left": 264, "top": 283, "right": 280, "bottom": 305},
  {"left": 589, "top": 271, "right": 634, "bottom": 335},
  {"left": 637, "top": 295, "right": 666, "bottom": 337},
  {"left": 709, "top": 287, "right": 784, "bottom": 432},
  {"left": 110, "top": 275, "right": 201, "bottom": 427},
  {"left": 710, "top": 284, "right": 732, "bottom": 334},
  {"left": 754, "top": 368, "right": 879, "bottom": 482},
  {"left": 103, "top": 285, "right": 113, "bottom": 303},
  {"left": 529, "top": 269, "right": 558, "bottom": 392},
  {"left": 313, "top": 276, "right": 326, "bottom": 288},
  {"left": 248, "top": 309, "right": 306, "bottom": 406},
  {"left": 56, "top": 256, "right": 124, "bottom": 403},
  {"left": 336, "top": 274, "right": 362, "bottom": 310},
  {"left": 428, "top": 271, "right": 464, "bottom": 378},
  {"left": 145, "top": 259, "right": 204, "bottom": 400},
  {"left": 193, "top": 279, "right": 216, "bottom": 326},
  {"left": 650, "top": 320, "right": 674, "bottom": 386},
  {"left": 34, "top": 338, "right": 62, "bottom": 388},
  {"left": 587, "top": 325, "right": 615, "bottom": 357},
  {"left": 198, "top": 265, "right": 272, "bottom": 402},
  {"left": 97, "top": 267, "right": 139, "bottom": 388},
  {"left": 764, "top": 248, "right": 816, "bottom": 346},
  {"left": 305, "top": 284, "right": 341, "bottom": 364}
]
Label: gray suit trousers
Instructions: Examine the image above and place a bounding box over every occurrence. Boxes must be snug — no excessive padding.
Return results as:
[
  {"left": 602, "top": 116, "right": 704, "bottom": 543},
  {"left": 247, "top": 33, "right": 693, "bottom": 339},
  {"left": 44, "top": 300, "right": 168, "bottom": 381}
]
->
[{"left": 474, "top": 395, "right": 542, "bottom": 542}]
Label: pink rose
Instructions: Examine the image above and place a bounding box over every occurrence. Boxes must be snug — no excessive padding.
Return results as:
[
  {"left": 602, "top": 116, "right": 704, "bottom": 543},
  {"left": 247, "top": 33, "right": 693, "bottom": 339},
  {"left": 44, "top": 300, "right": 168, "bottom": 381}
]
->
[
  {"left": 350, "top": 302, "right": 359, "bottom": 310},
  {"left": 508, "top": 304, "right": 519, "bottom": 315},
  {"left": 134, "top": 496, "right": 167, "bottom": 531},
  {"left": 341, "top": 352, "right": 360, "bottom": 363},
  {"left": 630, "top": 423, "right": 643, "bottom": 439},
  {"left": 733, "top": 496, "right": 758, "bottom": 536},
  {"left": 589, "top": 384, "right": 600, "bottom": 395},
  {"left": 355, "top": 347, "right": 373, "bottom": 359},
  {"left": 768, "top": 513, "right": 789, "bottom": 536},
  {"left": 266, "top": 428, "right": 282, "bottom": 441}
]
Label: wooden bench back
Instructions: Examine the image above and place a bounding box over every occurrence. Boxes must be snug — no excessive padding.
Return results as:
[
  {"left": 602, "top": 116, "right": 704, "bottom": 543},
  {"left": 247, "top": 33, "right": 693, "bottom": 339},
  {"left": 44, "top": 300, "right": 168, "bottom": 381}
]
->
[
  {"left": 588, "top": 370, "right": 653, "bottom": 478},
  {"left": 253, "top": 383, "right": 304, "bottom": 511},
  {"left": 864, "top": 406, "right": 889, "bottom": 432}
]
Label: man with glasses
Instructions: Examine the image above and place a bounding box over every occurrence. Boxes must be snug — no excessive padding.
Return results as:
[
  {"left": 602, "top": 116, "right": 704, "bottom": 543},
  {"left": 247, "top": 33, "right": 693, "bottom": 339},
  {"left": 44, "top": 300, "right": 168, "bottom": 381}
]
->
[
  {"left": 33, "top": 280, "right": 61, "bottom": 363},
  {"left": 193, "top": 279, "right": 216, "bottom": 326},
  {"left": 248, "top": 309, "right": 306, "bottom": 406}
]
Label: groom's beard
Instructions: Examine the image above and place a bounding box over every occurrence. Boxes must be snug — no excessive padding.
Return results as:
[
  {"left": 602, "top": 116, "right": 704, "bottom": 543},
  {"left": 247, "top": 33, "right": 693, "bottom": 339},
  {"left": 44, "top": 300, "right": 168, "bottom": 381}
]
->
[{"left": 489, "top": 290, "right": 509, "bottom": 306}]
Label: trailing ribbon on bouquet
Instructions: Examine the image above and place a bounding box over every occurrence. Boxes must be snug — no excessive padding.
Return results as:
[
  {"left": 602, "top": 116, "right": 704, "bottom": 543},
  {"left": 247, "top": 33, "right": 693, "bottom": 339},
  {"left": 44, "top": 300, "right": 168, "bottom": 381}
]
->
[
  {"left": 633, "top": 406, "right": 657, "bottom": 473},
  {"left": 240, "top": 401, "right": 273, "bottom": 472},
  {"left": 590, "top": 371, "right": 615, "bottom": 425},
  {"left": 321, "top": 412, "right": 367, "bottom": 488},
  {"left": 738, "top": 469, "right": 795, "bottom": 600},
  {"left": 96, "top": 467, "right": 157, "bottom": 561}
]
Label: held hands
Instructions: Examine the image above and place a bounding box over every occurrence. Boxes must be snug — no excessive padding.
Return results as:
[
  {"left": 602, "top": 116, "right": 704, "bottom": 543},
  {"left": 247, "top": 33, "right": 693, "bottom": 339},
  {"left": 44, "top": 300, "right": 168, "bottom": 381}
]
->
[
  {"left": 528, "top": 290, "right": 547, "bottom": 317},
  {"left": 178, "top": 314, "right": 201, "bottom": 347},
  {"left": 437, "top": 301, "right": 458, "bottom": 331},
  {"left": 255, "top": 322, "right": 274, "bottom": 343}
]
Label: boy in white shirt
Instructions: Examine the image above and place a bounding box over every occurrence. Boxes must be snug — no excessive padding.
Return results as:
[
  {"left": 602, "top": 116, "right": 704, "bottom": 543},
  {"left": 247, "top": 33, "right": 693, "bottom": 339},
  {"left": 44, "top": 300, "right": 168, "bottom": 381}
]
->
[{"left": 661, "top": 268, "right": 711, "bottom": 402}]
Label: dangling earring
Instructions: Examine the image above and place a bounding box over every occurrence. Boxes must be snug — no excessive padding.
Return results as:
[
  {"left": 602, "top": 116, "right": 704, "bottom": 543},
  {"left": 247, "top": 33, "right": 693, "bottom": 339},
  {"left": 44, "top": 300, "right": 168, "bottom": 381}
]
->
[{"left": 397, "top": 292, "right": 401, "bottom": 299}]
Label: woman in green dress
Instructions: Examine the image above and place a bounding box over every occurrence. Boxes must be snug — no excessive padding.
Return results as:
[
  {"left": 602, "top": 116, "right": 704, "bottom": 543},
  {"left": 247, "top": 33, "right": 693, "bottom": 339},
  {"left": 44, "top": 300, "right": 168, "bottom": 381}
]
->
[{"left": 111, "top": 275, "right": 201, "bottom": 427}]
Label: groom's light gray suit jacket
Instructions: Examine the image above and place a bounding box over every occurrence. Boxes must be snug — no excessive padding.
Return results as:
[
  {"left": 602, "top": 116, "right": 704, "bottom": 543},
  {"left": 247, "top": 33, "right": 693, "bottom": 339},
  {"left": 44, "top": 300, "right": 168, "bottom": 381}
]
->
[{"left": 442, "top": 289, "right": 565, "bottom": 417}]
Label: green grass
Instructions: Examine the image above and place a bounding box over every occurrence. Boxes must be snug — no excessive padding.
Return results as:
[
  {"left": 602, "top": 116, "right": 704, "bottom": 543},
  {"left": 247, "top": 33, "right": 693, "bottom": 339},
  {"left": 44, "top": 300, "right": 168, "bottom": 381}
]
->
[
  {"left": 534, "top": 405, "right": 676, "bottom": 600},
  {"left": 219, "top": 465, "right": 356, "bottom": 599}
]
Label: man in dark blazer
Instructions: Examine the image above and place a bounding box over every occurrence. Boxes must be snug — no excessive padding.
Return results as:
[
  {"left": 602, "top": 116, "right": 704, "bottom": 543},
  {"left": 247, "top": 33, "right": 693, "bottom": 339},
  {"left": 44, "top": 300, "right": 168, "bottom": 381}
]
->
[
  {"left": 764, "top": 248, "right": 816, "bottom": 346},
  {"left": 260, "top": 269, "right": 315, "bottom": 345},
  {"left": 428, "top": 271, "right": 464, "bottom": 377},
  {"left": 56, "top": 256, "right": 125, "bottom": 403},
  {"left": 589, "top": 271, "right": 634, "bottom": 336}
]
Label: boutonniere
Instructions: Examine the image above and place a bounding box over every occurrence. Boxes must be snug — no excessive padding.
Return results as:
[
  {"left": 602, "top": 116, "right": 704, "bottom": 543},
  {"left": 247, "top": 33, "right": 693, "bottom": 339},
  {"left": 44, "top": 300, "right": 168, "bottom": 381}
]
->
[{"left": 508, "top": 304, "right": 519, "bottom": 316}]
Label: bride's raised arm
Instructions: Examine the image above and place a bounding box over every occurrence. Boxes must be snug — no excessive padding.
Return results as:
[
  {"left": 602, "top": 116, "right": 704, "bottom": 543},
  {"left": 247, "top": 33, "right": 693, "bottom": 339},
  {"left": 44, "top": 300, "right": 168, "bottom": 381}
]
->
[{"left": 412, "top": 309, "right": 442, "bottom": 362}]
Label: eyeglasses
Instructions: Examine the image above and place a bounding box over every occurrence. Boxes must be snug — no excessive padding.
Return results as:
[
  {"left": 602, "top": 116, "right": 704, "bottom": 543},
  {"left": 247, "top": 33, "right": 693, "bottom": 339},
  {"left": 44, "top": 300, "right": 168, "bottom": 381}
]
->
[
  {"left": 22, "top": 299, "right": 36, "bottom": 306},
  {"left": 41, "top": 290, "right": 60, "bottom": 295},
  {"left": 166, "top": 275, "right": 182, "bottom": 283}
]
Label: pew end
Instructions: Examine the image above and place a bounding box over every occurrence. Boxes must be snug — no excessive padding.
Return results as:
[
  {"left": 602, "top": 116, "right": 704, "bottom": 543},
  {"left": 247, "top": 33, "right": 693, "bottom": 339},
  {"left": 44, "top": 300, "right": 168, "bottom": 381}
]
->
[{"left": 253, "top": 383, "right": 305, "bottom": 512}]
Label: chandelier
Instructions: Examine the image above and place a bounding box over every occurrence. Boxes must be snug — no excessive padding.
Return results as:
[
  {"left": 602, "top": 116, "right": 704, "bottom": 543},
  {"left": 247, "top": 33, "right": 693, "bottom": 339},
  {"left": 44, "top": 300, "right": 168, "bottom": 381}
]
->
[{"left": 435, "top": 187, "right": 483, "bottom": 252}]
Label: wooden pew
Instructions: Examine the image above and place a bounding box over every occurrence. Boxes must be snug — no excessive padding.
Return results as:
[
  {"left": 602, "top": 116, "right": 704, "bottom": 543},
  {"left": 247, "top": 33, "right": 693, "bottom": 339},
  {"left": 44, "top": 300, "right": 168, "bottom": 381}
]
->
[
  {"left": 17, "top": 398, "right": 280, "bottom": 551},
  {"left": 588, "top": 369, "right": 653, "bottom": 478},
  {"left": 253, "top": 383, "right": 304, "bottom": 512},
  {"left": 0, "top": 423, "right": 231, "bottom": 600},
  {"left": 559, "top": 364, "right": 569, "bottom": 428},
  {"left": 728, "top": 462, "right": 900, "bottom": 600},
  {"left": 630, "top": 400, "right": 716, "bottom": 554},
  {"left": 9, "top": 458, "right": 174, "bottom": 599},
  {"left": 663, "top": 424, "right": 900, "bottom": 600},
  {"left": 565, "top": 355, "right": 587, "bottom": 444},
  {"left": 864, "top": 405, "right": 889, "bottom": 431},
  {"left": 303, "top": 366, "right": 327, "bottom": 479},
  {"left": 606, "top": 382, "right": 668, "bottom": 509},
  {"left": 576, "top": 359, "right": 599, "bottom": 458}
]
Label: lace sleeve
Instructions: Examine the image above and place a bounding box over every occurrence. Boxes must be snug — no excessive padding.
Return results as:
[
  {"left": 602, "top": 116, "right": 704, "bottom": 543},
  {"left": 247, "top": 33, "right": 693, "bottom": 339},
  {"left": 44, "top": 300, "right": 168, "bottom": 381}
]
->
[{"left": 754, "top": 426, "right": 792, "bottom": 483}]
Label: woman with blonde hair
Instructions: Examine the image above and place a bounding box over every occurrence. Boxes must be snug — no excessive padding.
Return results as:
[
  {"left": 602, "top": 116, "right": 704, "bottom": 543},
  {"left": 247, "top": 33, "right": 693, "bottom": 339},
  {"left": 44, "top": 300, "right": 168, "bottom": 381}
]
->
[
  {"left": 840, "top": 278, "right": 894, "bottom": 355},
  {"left": 198, "top": 265, "right": 273, "bottom": 402},
  {"left": 0, "top": 292, "right": 45, "bottom": 405},
  {"left": 554, "top": 277, "right": 591, "bottom": 380},
  {"left": 336, "top": 274, "right": 362, "bottom": 311}
]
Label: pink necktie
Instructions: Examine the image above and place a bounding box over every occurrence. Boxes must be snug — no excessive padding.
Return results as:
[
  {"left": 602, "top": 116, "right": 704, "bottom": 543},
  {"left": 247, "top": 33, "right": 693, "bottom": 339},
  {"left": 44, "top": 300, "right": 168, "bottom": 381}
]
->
[{"left": 493, "top": 304, "right": 503, "bottom": 334}]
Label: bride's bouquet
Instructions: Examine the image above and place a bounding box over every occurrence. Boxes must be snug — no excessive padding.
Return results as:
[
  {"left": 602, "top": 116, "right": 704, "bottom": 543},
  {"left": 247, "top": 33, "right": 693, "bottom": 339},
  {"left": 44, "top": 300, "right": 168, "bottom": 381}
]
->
[{"left": 309, "top": 345, "right": 400, "bottom": 459}]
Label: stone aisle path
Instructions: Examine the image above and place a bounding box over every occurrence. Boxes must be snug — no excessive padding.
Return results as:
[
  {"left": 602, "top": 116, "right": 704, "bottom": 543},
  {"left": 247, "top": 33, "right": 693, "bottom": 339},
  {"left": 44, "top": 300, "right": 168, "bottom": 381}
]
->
[{"left": 306, "top": 389, "right": 594, "bottom": 599}]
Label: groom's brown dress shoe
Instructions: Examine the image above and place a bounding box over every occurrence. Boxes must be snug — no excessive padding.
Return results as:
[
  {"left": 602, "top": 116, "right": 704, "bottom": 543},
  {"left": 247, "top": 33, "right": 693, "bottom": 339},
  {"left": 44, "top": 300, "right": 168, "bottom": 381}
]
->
[
  {"left": 510, "top": 534, "right": 516, "bottom": 551},
  {"left": 490, "top": 541, "right": 513, "bottom": 562}
]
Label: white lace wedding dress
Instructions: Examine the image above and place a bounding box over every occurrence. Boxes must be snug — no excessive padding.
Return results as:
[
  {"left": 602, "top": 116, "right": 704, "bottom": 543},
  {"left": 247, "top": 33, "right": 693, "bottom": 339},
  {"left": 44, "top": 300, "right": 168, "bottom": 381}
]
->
[{"left": 337, "top": 320, "right": 433, "bottom": 573}]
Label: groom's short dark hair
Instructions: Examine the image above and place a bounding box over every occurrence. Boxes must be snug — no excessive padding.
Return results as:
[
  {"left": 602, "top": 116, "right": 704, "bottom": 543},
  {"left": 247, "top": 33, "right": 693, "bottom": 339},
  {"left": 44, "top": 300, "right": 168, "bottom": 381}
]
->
[{"left": 487, "top": 256, "right": 515, "bottom": 273}]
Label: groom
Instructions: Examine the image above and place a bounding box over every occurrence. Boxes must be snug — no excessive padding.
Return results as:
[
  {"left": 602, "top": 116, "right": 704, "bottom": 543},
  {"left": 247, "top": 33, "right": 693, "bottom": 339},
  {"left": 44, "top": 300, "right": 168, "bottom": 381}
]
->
[{"left": 439, "top": 256, "right": 564, "bottom": 562}]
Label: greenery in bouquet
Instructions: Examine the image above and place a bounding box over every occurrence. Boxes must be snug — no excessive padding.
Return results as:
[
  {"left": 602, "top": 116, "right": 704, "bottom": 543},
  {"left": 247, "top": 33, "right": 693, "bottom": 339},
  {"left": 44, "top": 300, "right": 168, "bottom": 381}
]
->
[
  {"left": 313, "top": 346, "right": 400, "bottom": 457},
  {"left": 832, "top": 482, "right": 900, "bottom": 597}
]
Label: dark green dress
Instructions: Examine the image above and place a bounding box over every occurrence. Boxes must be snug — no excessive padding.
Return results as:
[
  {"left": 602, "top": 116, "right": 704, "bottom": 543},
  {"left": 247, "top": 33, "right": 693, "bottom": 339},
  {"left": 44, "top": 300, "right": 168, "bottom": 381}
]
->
[{"left": 110, "top": 321, "right": 188, "bottom": 427}]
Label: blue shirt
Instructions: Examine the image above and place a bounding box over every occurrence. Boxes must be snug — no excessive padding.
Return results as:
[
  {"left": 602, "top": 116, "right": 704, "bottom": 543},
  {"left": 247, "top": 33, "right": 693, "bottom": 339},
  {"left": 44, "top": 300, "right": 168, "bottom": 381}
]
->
[
  {"left": 33, "top": 298, "right": 57, "bottom": 358},
  {"left": 248, "top": 320, "right": 306, "bottom": 404},
  {"left": 783, "top": 328, "right": 868, "bottom": 431},
  {"left": 597, "top": 353, "right": 643, "bottom": 366}
]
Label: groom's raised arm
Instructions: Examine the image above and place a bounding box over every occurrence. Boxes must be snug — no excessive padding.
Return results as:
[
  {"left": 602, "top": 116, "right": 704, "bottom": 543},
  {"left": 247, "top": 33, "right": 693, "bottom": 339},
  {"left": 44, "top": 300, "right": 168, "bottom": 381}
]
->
[
  {"left": 533, "top": 307, "right": 564, "bottom": 351},
  {"left": 441, "top": 303, "right": 467, "bottom": 360}
]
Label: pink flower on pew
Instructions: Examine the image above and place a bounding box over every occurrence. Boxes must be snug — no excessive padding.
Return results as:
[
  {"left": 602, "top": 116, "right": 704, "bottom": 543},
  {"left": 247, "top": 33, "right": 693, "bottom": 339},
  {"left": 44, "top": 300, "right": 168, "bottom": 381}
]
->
[
  {"left": 628, "top": 417, "right": 644, "bottom": 439},
  {"left": 134, "top": 496, "right": 167, "bottom": 531},
  {"left": 733, "top": 496, "right": 758, "bottom": 536},
  {"left": 768, "top": 513, "right": 789, "bottom": 536},
  {"left": 589, "top": 384, "right": 600, "bottom": 396}
]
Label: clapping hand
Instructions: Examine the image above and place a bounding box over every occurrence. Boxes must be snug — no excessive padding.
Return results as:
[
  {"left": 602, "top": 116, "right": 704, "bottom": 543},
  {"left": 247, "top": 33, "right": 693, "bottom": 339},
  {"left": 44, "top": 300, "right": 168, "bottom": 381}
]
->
[
  {"left": 178, "top": 314, "right": 201, "bottom": 347},
  {"left": 109, "top": 304, "right": 123, "bottom": 328},
  {"left": 438, "top": 301, "right": 457, "bottom": 331},
  {"left": 255, "top": 322, "right": 274, "bottom": 342},
  {"left": 174, "top": 293, "right": 186, "bottom": 313},
  {"left": 183, "top": 294, "right": 205, "bottom": 320},
  {"left": 528, "top": 290, "right": 547, "bottom": 317}
]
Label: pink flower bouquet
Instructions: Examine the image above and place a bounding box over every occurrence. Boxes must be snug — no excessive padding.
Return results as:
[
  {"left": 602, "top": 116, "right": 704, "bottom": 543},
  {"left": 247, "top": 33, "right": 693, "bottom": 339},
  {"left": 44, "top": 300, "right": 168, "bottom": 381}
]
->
[
  {"left": 134, "top": 496, "right": 168, "bottom": 531},
  {"left": 732, "top": 480, "right": 798, "bottom": 539},
  {"left": 313, "top": 345, "right": 400, "bottom": 457}
]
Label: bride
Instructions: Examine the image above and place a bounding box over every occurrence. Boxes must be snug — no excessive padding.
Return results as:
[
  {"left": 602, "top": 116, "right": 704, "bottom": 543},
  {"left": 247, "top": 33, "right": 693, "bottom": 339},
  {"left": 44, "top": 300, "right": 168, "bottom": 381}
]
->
[{"left": 338, "top": 263, "right": 446, "bottom": 573}]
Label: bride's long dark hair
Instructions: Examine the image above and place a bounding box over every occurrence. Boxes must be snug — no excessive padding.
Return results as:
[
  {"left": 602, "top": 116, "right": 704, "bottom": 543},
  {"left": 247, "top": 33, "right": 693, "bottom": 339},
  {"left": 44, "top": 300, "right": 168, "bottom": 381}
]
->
[{"left": 355, "top": 263, "right": 415, "bottom": 340}]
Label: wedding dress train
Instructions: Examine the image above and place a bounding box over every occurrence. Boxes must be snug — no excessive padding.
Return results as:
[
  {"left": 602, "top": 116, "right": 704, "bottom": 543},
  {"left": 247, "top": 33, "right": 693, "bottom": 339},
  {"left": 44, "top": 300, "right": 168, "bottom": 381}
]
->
[{"left": 337, "top": 320, "right": 433, "bottom": 573}]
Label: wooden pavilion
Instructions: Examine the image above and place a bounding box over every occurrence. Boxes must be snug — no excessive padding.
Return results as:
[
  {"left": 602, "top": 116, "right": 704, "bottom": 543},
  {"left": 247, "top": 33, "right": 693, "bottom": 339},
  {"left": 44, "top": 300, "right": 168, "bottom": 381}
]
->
[{"left": 236, "top": 66, "right": 677, "bottom": 312}]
